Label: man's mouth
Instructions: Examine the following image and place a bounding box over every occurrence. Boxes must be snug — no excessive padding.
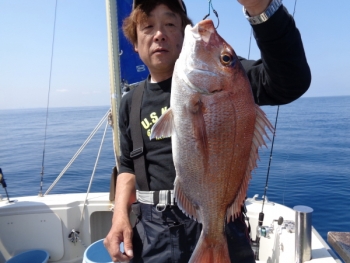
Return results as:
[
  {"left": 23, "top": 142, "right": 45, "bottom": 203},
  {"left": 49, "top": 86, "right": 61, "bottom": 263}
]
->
[{"left": 153, "top": 48, "right": 168, "bottom": 54}]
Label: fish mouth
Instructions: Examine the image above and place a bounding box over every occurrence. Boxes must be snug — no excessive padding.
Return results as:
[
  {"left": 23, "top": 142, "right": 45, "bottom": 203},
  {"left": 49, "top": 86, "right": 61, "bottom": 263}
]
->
[
  {"left": 189, "top": 19, "right": 215, "bottom": 43},
  {"left": 180, "top": 20, "right": 222, "bottom": 94}
]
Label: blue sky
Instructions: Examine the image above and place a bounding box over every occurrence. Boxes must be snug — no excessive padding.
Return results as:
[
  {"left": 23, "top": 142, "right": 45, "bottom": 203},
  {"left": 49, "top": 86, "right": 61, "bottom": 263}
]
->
[{"left": 0, "top": 0, "right": 349, "bottom": 109}]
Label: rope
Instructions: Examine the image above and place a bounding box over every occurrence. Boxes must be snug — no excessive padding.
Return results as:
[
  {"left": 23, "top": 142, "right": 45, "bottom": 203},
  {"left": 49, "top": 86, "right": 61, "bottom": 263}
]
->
[
  {"left": 80, "top": 119, "right": 109, "bottom": 223},
  {"left": 39, "top": 0, "right": 58, "bottom": 197},
  {"left": 44, "top": 109, "right": 110, "bottom": 195}
]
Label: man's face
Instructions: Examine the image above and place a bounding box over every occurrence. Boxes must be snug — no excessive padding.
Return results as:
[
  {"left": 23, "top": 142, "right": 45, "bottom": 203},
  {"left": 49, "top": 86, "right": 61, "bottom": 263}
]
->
[{"left": 134, "top": 4, "right": 184, "bottom": 78}]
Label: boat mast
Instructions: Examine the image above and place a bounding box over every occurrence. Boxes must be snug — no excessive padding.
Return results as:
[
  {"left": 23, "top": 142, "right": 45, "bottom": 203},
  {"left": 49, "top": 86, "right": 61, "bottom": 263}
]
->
[{"left": 105, "top": 0, "right": 121, "bottom": 169}]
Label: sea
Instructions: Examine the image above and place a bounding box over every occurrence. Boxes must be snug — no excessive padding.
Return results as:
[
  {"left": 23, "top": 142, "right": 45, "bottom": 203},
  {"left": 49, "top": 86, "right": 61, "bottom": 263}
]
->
[{"left": 1, "top": 96, "right": 349, "bottom": 249}]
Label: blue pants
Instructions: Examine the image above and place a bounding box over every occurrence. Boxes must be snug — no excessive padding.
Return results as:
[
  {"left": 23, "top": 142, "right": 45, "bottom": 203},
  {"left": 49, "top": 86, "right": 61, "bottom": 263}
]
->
[{"left": 131, "top": 203, "right": 255, "bottom": 263}]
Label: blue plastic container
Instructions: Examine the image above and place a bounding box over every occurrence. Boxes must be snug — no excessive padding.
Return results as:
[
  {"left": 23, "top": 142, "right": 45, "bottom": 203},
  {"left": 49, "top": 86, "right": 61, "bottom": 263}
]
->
[
  {"left": 83, "top": 239, "right": 124, "bottom": 263},
  {"left": 6, "top": 249, "right": 49, "bottom": 263}
]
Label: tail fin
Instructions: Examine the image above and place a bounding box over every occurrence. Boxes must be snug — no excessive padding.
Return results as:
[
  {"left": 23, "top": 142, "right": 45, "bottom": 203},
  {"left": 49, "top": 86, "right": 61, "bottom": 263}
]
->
[{"left": 189, "top": 233, "right": 231, "bottom": 263}]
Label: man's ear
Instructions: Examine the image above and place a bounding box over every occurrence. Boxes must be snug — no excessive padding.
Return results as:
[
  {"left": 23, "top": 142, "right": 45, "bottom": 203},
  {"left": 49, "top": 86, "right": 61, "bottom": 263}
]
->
[{"left": 134, "top": 44, "right": 138, "bottom": 53}]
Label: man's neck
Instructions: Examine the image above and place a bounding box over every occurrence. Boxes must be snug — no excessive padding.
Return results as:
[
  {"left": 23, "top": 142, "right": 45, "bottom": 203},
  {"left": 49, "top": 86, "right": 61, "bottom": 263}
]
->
[{"left": 149, "top": 72, "right": 173, "bottom": 83}]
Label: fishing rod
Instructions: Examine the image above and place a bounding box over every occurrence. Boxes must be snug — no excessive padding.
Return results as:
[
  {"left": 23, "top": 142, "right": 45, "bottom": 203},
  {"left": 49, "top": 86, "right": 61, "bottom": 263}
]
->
[
  {"left": 259, "top": 0, "right": 298, "bottom": 219},
  {"left": 39, "top": 0, "right": 58, "bottom": 197},
  {"left": 0, "top": 168, "right": 13, "bottom": 203},
  {"left": 250, "top": 0, "right": 299, "bottom": 260}
]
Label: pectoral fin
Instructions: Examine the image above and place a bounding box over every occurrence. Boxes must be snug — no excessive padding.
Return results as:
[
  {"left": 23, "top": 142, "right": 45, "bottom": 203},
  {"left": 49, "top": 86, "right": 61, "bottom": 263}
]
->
[{"left": 150, "top": 108, "right": 174, "bottom": 140}]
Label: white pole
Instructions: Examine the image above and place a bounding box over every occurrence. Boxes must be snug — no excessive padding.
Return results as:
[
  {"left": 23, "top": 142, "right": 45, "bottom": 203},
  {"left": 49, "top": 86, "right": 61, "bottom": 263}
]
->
[{"left": 105, "top": 0, "right": 121, "bottom": 169}]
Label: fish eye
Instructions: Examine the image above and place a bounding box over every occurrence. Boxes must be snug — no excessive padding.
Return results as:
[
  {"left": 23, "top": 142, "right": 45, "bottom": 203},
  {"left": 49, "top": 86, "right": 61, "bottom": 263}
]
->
[{"left": 220, "top": 52, "right": 233, "bottom": 66}]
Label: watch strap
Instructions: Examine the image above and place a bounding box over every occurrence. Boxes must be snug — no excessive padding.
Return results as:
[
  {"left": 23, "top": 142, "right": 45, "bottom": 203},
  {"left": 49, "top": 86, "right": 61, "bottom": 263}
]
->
[{"left": 244, "top": 0, "right": 282, "bottom": 25}]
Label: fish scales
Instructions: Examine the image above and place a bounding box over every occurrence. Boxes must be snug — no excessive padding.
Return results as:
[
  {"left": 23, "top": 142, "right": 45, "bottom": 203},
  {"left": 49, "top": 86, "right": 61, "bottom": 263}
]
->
[{"left": 151, "top": 19, "right": 273, "bottom": 263}]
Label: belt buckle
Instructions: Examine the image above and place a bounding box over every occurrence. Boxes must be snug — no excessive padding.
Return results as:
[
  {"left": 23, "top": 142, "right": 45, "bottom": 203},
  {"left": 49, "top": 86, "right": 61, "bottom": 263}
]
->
[
  {"left": 155, "top": 190, "right": 172, "bottom": 212},
  {"left": 156, "top": 203, "right": 167, "bottom": 212}
]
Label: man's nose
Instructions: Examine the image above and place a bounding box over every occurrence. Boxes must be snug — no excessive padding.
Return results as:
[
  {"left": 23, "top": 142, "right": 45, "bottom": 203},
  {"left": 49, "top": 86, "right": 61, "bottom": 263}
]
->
[{"left": 154, "top": 27, "right": 166, "bottom": 41}]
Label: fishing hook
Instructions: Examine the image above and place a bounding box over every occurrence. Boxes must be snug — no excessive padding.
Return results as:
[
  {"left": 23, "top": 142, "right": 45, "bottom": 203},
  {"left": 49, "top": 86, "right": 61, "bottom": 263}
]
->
[{"left": 202, "top": 0, "right": 220, "bottom": 29}]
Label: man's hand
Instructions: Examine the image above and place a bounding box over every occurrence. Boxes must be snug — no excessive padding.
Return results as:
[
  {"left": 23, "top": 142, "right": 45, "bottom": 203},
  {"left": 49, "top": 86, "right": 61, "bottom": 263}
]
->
[
  {"left": 237, "top": 0, "right": 271, "bottom": 16},
  {"left": 104, "top": 172, "right": 137, "bottom": 262},
  {"left": 104, "top": 213, "right": 134, "bottom": 262}
]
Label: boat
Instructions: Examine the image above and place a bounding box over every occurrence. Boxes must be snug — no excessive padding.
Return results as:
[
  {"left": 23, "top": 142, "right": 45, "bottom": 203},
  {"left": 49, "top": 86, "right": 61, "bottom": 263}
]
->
[
  {"left": 0, "top": 0, "right": 344, "bottom": 262},
  {"left": 0, "top": 191, "right": 342, "bottom": 263}
]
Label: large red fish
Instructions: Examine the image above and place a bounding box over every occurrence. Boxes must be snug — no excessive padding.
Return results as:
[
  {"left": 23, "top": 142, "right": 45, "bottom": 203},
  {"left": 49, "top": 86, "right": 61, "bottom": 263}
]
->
[{"left": 151, "top": 19, "right": 273, "bottom": 263}]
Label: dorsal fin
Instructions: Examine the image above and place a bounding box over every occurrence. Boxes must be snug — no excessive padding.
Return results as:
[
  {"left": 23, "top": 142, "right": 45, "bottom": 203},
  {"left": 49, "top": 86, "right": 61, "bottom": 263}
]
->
[{"left": 226, "top": 105, "right": 274, "bottom": 221}]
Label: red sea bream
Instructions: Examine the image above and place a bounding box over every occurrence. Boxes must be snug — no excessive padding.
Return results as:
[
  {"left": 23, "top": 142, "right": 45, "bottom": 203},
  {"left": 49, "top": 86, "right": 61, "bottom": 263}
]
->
[{"left": 151, "top": 19, "right": 273, "bottom": 263}]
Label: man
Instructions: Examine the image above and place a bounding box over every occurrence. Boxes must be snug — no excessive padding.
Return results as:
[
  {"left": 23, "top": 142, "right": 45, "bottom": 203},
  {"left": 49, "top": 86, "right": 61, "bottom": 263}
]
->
[{"left": 104, "top": 0, "right": 311, "bottom": 262}]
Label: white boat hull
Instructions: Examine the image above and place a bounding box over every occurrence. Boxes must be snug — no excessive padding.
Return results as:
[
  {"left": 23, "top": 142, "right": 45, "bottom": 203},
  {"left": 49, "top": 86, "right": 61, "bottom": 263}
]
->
[{"left": 0, "top": 193, "right": 340, "bottom": 263}]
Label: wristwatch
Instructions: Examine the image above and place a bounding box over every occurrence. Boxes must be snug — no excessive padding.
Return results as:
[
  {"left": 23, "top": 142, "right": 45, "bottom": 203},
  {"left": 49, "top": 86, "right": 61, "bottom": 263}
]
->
[{"left": 243, "top": 0, "right": 282, "bottom": 25}]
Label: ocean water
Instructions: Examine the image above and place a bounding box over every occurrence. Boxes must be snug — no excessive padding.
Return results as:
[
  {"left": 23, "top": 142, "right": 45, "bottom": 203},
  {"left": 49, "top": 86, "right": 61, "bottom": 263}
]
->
[{"left": 1, "top": 96, "right": 350, "bottom": 245}]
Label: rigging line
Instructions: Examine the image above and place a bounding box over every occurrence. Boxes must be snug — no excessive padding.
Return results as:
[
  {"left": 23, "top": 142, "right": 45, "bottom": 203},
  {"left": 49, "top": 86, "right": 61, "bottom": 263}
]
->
[
  {"left": 44, "top": 110, "right": 110, "bottom": 195},
  {"left": 80, "top": 119, "right": 109, "bottom": 224},
  {"left": 39, "top": 0, "right": 58, "bottom": 197}
]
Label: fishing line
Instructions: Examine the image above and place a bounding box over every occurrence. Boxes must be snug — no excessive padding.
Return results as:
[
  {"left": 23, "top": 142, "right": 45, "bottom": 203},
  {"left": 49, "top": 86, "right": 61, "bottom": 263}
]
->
[
  {"left": 247, "top": 28, "right": 253, "bottom": 60},
  {"left": 280, "top": 0, "right": 298, "bottom": 206},
  {"left": 249, "top": 2, "right": 299, "bottom": 259},
  {"left": 39, "top": 0, "right": 58, "bottom": 197},
  {"left": 202, "top": 0, "right": 220, "bottom": 28},
  {"left": 261, "top": 0, "right": 298, "bottom": 211},
  {"left": 292, "top": 0, "right": 298, "bottom": 17}
]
